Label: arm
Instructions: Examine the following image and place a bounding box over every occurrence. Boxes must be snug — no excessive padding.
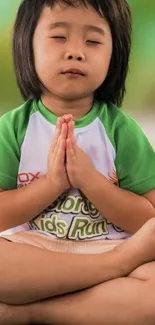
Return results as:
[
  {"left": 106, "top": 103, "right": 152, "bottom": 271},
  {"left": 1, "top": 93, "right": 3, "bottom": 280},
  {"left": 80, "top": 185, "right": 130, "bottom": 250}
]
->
[
  {"left": 66, "top": 118, "right": 155, "bottom": 234},
  {"left": 81, "top": 171, "right": 155, "bottom": 234},
  {"left": 0, "top": 177, "right": 62, "bottom": 232},
  {"left": 0, "top": 117, "right": 70, "bottom": 232}
]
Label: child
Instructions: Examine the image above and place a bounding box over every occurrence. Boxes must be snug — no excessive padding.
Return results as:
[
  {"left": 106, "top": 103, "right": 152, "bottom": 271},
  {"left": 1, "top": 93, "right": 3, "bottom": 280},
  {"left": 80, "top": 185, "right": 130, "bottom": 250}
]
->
[{"left": 0, "top": 0, "right": 155, "bottom": 324}]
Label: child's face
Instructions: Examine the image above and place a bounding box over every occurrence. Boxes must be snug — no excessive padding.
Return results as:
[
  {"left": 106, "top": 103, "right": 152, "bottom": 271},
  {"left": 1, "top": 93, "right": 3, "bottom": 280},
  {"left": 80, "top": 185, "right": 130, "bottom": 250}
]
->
[{"left": 33, "top": 2, "right": 112, "bottom": 101}]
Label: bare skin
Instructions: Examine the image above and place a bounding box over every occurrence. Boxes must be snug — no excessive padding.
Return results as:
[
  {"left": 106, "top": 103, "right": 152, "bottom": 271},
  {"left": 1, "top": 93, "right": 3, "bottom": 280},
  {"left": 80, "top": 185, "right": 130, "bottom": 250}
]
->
[
  {"left": 0, "top": 118, "right": 155, "bottom": 324},
  {"left": 0, "top": 117, "right": 155, "bottom": 324},
  {"left": 1, "top": 218, "right": 155, "bottom": 324},
  {"left": 31, "top": 267, "right": 155, "bottom": 325},
  {"left": 1, "top": 3, "right": 155, "bottom": 325}
]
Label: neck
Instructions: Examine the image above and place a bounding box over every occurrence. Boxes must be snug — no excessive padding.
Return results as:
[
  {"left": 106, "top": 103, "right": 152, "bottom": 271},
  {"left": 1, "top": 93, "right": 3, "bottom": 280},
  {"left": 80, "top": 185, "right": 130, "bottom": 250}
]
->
[{"left": 41, "top": 94, "right": 94, "bottom": 119}]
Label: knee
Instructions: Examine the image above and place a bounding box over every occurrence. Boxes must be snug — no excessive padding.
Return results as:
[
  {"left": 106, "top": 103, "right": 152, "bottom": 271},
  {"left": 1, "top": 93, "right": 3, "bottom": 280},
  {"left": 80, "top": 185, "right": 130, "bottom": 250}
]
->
[{"left": 129, "top": 261, "right": 155, "bottom": 281}]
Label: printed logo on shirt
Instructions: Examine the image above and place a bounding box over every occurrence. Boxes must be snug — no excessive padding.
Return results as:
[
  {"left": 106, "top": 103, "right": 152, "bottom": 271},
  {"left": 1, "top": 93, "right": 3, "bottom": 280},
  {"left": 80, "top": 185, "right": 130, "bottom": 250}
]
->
[
  {"left": 19, "top": 168, "right": 123, "bottom": 240},
  {"left": 108, "top": 169, "right": 119, "bottom": 186},
  {"left": 28, "top": 192, "right": 124, "bottom": 240},
  {"left": 18, "top": 172, "right": 41, "bottom": 186}
]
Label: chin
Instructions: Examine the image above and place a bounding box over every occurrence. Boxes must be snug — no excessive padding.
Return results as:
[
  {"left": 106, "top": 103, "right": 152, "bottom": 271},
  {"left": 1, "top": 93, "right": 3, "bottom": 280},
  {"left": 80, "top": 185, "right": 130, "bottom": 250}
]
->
[{"left": 55, "top": 91, "right": 89, "bottom": 101}]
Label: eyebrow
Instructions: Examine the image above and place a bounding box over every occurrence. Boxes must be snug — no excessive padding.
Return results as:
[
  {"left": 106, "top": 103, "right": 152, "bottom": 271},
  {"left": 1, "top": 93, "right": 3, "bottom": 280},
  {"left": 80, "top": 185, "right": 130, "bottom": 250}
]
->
[{"left": 48, "top": 22, "right": 105, "bottom": 36}]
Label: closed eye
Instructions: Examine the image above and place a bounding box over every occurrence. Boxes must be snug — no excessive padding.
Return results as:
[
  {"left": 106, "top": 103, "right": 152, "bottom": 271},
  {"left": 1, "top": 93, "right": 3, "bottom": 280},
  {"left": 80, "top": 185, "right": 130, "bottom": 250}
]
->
[
  {"left": 52, "top": 36, "right": 66, "bottom": 39},
  {"left": 51, "top": 37, "right": 101, "bottom": 44},
  {"left": 87, "top": 40, "right": 101, "bottom": 44}
]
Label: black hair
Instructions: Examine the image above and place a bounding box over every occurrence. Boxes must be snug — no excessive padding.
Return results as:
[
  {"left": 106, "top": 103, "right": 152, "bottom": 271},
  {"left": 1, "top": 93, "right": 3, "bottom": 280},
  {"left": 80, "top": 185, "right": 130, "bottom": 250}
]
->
[{"left": 13, "top": 0, "right": 132, "bottom": 106}]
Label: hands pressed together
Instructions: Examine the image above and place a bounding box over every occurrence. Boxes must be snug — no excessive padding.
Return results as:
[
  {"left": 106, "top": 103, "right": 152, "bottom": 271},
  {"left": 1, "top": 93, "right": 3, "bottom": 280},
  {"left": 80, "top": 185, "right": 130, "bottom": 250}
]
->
[{"left": 46, "top": 114, "right": 96, "bottom": 194}]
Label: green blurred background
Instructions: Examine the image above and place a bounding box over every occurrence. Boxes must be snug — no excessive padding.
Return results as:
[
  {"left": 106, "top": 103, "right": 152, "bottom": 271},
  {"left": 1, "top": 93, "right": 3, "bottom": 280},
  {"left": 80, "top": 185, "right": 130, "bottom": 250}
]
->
[{"left": 0, "top": 0, "right": 155, "bottom": 144}]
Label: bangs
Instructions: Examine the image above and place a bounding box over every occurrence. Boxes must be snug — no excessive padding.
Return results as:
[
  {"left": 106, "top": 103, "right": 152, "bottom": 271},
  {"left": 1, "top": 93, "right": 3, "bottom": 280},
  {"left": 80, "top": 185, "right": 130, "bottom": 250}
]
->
[{"left": 46, "top": 0, "right": 103, "bottom": 17}]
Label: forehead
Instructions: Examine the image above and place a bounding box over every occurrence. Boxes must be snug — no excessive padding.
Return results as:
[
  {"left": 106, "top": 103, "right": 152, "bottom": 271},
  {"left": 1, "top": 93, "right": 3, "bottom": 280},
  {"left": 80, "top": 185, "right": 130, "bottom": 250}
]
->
[{"left": 37, "top": 2, "right": 108, "bottom": 31}]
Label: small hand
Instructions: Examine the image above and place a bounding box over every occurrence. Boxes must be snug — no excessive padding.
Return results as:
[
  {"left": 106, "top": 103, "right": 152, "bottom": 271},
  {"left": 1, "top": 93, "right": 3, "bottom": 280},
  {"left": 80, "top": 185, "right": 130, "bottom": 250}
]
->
[
  {"left": 46, "top": 117, "right": 71, "bottom": 193},
  {"left": 66, "top": 120, "right": 96, "bottom": 190}
]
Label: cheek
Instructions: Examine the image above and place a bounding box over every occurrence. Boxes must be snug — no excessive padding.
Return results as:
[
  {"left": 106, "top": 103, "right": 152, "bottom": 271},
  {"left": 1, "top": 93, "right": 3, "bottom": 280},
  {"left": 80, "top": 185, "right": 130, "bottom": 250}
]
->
[
  {"left": 92, "top": 52, "right": 111, "bottom": 77},
  {"left": 33, "top": 43, "right": 44, "bottom": 75},
  {"left": 33, "top": 46, "right": 55, "bottom": 80},
  {"left": 96, "top": 44, "right": 112, "bottom": 75},
  {"left": 34, "top": 46, "right": 47, "bottom": 66},
  {"left": 33, "top": 36, "right": 53, "bottom": 68}
]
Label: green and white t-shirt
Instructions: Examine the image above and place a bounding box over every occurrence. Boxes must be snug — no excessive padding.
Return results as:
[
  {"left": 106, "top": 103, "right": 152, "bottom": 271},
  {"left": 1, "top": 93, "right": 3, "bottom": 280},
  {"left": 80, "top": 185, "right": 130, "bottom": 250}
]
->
[{"left": 0, "top": 99, "right": 155, "bottom": 240}]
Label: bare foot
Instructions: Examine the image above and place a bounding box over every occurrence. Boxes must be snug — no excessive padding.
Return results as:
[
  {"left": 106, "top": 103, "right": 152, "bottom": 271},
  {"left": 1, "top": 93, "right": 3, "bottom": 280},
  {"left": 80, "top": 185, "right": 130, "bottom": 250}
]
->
[
  {"left": 0, "top": 302, "right": 31, "bottom": 325},
  {"left": 115, "top": 217, "right": 155, "bottom": 271}
]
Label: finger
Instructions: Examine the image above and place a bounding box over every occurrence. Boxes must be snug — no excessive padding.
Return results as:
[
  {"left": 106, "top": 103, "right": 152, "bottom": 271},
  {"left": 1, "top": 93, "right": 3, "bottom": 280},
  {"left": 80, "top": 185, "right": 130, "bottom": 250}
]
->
[
  {"left": 67, "top": 120, "right": 75, "bottom": 141},
  {"left": 63, "top": 114, "right": 73, "bottom": 123},
  {"left": 55, "top": 117, "right": 64, "bottom": 139},
  {"left": 60, "top": 122, "right": 68, "bottom": 140},
  {"left": 66, "top": 138, "right": 76, "bottom": 165},
  {"left": 56, "top": 137, "right": 66, "bottom": 164},
  {"left": 54, "top": 123, "right": 67, "bottom": 156},
  {"left": 67, "top": 121, "right": 77, "bottom": 153},
  {"left": 50, "top": 118, "right": 65, "bottom": 152},
  {"left": 50, "top": 118, "right": 63, "bottom": 151}
]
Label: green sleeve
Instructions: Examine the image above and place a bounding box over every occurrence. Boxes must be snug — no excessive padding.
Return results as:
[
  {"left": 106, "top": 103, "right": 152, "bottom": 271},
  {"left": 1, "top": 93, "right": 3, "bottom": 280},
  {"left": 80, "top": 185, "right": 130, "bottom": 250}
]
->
[
  {"left": 0, "top": 113, "right": 20, "bottom": 189},
  {"left": 115, "top": 112, "right": 155, "bottom": 194},
  {"left": 0, "top": 100, "right": 34, "bottom": 190}
]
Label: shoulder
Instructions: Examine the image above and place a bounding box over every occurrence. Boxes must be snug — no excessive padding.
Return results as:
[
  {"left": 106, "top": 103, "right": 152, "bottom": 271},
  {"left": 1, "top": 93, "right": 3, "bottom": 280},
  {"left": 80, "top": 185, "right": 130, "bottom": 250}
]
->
[
  {"left": 0, "top": 100, "right": 37, "bottom": 134},
  {"left": 97, "top": 102, "right": 145, "bottom": 151},
  {"left": 98, "top": 101, "right": 149, "bottom": 142},
  {"left": 98, "top": 102, "right": 140, "bottom": 130},
  {"left": 0, "top": 99, "right": 37, "bottom": 129},
  {"left": 0, "top": 99, "right": 38, "bottom": 144},
  {"left": 98, "top": 103, "right": 155, "bottom": 195}
]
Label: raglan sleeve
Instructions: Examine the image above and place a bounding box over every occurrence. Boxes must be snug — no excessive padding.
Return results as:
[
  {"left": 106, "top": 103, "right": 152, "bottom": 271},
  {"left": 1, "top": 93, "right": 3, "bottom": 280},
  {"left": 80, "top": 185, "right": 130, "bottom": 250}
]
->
[
  {"left": 114, "top": 113, "right": 155, "bottom": 195},
  {"left": 0, "top": 113, "right": 20, "bottom": 190}
]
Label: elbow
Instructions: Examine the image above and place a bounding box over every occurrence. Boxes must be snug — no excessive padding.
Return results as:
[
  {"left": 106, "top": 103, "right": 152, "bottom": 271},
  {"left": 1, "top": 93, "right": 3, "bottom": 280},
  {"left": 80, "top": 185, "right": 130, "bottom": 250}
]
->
[{"left": 130, "top": 204, "right": 155, "bottom": 234}]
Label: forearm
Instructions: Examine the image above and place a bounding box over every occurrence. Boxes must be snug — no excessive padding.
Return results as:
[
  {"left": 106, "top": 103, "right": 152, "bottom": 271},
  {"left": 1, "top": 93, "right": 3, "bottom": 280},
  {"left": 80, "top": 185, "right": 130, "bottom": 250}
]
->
[
  {"left": 82, "top": 171, "right": 155, "bottom": 233},
  {"left": 0, "top": 176, "right": 62, "bottom": 231}
]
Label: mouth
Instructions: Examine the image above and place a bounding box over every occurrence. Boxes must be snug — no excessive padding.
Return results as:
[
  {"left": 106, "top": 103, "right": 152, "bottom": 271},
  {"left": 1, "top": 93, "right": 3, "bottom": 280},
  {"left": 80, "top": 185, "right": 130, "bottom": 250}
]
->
[{"left": 62, "top": 69, "right": 85, "bottom": 76}]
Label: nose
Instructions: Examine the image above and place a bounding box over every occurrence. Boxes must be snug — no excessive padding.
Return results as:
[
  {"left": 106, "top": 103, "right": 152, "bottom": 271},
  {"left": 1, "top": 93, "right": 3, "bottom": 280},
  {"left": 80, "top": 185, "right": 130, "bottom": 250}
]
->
[
  {"left": 65, "top": 53, "right": 85, "bottom": 61},
  {"left": 64, "top": 44, "right": 85, "bottom": 62}
]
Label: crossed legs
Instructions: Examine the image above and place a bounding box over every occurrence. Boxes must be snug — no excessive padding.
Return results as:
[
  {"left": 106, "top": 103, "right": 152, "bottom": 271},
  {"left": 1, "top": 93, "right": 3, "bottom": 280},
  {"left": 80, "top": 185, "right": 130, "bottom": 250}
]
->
[{"left": 1, "top": 218, "right": 155, "bottom": 324}]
